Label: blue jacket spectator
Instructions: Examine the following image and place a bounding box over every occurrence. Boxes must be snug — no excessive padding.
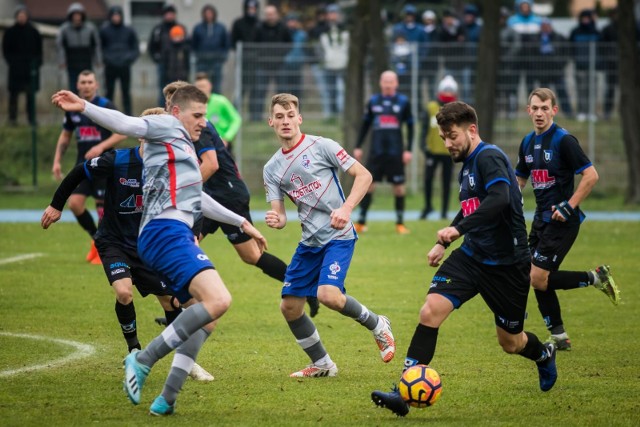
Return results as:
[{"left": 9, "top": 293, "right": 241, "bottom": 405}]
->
[
  {"left": 100, "top": 6, "right": 139, "bottom": 115},
  {"left": 392, "top": 4, "right": 426, "bottom": 43},
  {"left": 569, "top": 9, "right": 601, "bottom": 71},
  {"left": 192, "top": 4, "right": 229, "bottom": 94},
  {"left": 569, "top": 9, "right": 601, "bottom": 119}
]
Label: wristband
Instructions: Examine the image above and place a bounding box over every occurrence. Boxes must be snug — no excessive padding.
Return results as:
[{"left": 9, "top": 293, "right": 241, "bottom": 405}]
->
[
  {"left": 436, "top": 240, "right": 450, "bottom": 249},
  {"left": 555, "top": 200, "right": 575, "bottom": 220}
]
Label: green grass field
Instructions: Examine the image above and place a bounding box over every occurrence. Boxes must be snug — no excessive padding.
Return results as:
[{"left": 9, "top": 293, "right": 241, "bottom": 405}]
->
[{"left": 1, "top": 219, "right": 639, "bottom": 426}]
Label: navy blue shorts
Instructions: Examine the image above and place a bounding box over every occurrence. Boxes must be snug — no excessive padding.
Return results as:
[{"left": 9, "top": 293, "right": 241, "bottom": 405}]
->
[
  {"left": 528, "top": 219, "right": 580, "bottom": 271},
  {"left": 95, "top": 239, "right": 171, "bottom": 298},
  {"left": 283, "top": 239, "right": 355, "bottom": 298},
  {"left": 428, "top": 249, "right": 530, "bottom": 334},
  {"left": 367, "top": 154, "right": 405, "bottom": 184},
  {"left": 138, "top": 219, "right": 214, "bottom": 304}
]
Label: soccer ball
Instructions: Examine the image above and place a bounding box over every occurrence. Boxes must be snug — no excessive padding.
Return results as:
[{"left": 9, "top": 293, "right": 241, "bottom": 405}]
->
[{"left": 398, "top": 364, "right": 442, "bottom": 408}]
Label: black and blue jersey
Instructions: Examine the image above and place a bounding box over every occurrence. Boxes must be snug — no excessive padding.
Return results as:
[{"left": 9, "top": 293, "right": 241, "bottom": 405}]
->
[
  {"left": 195, "top": 122, "right": 250, "bottom": 203},
  {"left": 62, "top": 95, "right": 117, "bottom": 164},
  {"left": 83, "top": 148, "right": 144, "bottom": 249},
  {"left": 356, "top": 93, "right": 414, "bottom": 156},
  {"left": 515, "top": 123, "right": 592, "bottom": 223},
  {"left": 456, "top": 142, "right": 529, "bottom": 266}
]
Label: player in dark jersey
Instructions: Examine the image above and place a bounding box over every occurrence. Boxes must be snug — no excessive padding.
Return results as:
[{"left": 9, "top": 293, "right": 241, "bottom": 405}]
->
[
  {"left": 372, "top": 101, "right": 557, "bottom": 417},
  {"left": 42, "top": 106, "right": 215, "bottom": 382},
  {"left": 515, "top": 88, "right": 620, "bottom": 351},
  {"left": 51, "top": 70, "right": 127, "bottom": 264},
  {"left": 157, "top": 81, "right": 320, "bottom": 318},
  {"left": 353, "top": 70, "right": 414, "bottom": 235}
]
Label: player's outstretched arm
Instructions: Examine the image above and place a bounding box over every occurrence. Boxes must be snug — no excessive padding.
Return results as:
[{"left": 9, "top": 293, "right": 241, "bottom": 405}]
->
[
  {"left": 51, "top": 90, "right": 85, "bottom": 112},
  {"left": 52, "top": 90, "right": 147, "bottom": 138},
  {"left": 42, "top": 163, "right": 90, "bottom": 229},
  {"left": 239, "top": 221, "right": 267, "bottom": 253}
]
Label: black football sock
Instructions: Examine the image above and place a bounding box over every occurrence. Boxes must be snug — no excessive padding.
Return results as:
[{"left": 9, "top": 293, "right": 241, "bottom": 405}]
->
[
  {"left": 75, "top": 209, "right": 98, "bottom": 238},
  {"left": 395, "top": 195, "right": 405, "bottom": 225},
  {"left": 255, "top": 252, "right": 287, "bottom": 282},
  {"left": 115, "top": 301, "right": 139, "bottom": 352},
  {"left": 358, "top": 193, "right": 373, "bottom": 224},
  {"left": 519, "top": 331, "right": 549, "bottom": 362},
  {"left": 405, "top": 324, "right": 438, "bottom": 370},
  {"left": 534, "top": 289, "right": 564, "bottom": 333},
  {"left": 547, "top": 270, "right": 590, "bottom": 290},
  {"left": 165, "top": 307, "right": 182, "bottom": 326}
]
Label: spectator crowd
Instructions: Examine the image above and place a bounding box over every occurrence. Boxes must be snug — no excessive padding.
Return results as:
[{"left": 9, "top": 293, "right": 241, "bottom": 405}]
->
[{"left": 3, "top": 1, "right": 638, "bottom": 125}]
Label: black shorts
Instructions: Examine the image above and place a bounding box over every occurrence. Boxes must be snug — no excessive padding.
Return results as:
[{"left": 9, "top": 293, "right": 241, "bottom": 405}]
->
[
  {"left": 367, "top": 154, "right": 405, "bottom": 184},
  {"left": 201, "top": 197, "right": 252, "bottom": 244},
  {"left": 428, "top": 249, "right": 530, "bottom": 334},
  {"left": 528, "top": 219, "right": 580, "bottom": 271},
  {"left": 95, "top": 239, "right": 172, "bottom": 298},
  {"left": 71, "top": 177, "right": 106, "bottom": 200}
]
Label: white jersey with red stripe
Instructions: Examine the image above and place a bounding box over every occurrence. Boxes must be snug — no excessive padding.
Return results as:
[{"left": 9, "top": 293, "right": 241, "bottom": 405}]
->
[
  {"left": 263, "top": 133, "right": 357, "bottom": 247},
  {"left": 140, "top": 114, "right": 203, "bottom": 231}
]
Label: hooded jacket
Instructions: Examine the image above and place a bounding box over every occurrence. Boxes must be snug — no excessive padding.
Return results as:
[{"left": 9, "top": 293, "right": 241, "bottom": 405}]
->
[
  {"left": 231, "top": 0, "right": 260, "bottom": 47},
  {"left": 569, "top": 10, "right": 601, "bottom": 70},
  {"left": 56, "top": 2, "right": 102, "bottom": 69},
  {"left": 100, "top": 6, "right": 140, "bottom": 68},
  {"left": 2, "top": 6, "right": 43, "bottom": 90}
]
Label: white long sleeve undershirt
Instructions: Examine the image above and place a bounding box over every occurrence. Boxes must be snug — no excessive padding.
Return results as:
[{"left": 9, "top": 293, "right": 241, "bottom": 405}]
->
[
  {"left": 82, "top": 100, "right": 148, "bottom": 138},
  {"left": 200, "top": 192, "right": 246, "bottom": 228}
]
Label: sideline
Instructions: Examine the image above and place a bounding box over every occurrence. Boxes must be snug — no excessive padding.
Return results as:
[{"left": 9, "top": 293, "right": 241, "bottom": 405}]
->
[
  {"left": 0, "top": 332, "right": 96, "bottom": 378},
  {"left": 0, "top": 253, "right": 44, "bottom": 266}
]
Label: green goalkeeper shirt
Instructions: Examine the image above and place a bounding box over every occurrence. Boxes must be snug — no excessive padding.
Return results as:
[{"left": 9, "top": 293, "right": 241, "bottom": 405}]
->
[{"left": 205, "top": 93, "right": 242, "bottom": 142}]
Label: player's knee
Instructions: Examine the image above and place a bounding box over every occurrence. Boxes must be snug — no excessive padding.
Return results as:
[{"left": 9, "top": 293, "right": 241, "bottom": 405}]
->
[
  {"left": 530, "top": 270, "right": 549, "bottom": 290},
  {"left": 115, "top": 290, "right": 133, "bottom": 305},
  {"left": 498, "top": 337, "right": 521, "bottom": 354},
  {"left": 316, "top": 286, "right": 342, "bottom": 310},
  {"left": 68, "top": 199, "right": 85, "bottom": 215}
]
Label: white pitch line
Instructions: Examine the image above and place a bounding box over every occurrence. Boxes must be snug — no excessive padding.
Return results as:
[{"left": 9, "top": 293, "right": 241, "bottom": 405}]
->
[
  {"left": 0, "top": 253, "right": 44, "bottom": 266},
  {"left": 0, "top": 332, "right": 95, "bottom": 378}
]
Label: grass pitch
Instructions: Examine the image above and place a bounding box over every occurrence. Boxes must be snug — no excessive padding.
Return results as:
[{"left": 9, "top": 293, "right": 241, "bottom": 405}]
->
[{"left": 1, "top": 219, "right": 639, "bottom": 426}]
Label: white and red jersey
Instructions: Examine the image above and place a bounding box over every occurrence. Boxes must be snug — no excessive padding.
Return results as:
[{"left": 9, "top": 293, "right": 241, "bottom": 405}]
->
[{"left": 263, "top": 134, "right": 356, "bottom": 247}]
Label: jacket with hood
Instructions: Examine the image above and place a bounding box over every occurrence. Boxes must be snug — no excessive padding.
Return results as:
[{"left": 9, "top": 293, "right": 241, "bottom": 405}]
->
[
  {"left": 231, "top": 0, "right": 260, "bottom": 47},
  {"left": 100, "top": 6, "right": 139, "bottom": 68},
  {"left": 56, "top": 2, "right": 102, "bottom": 69},
  {"left": 192, "top": 5, "right": 229, "bottom": 62},
  {"left": 569, "top": 10, "right": 601, "bottom": 70},
  {"left": 2, "top": 5, "right": 43, "bottom": 91}
]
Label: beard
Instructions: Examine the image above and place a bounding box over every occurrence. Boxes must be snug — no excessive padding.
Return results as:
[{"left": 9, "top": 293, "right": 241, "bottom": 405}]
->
[{"left": 449, "top": 135, "right": 472, "bottom": 163}]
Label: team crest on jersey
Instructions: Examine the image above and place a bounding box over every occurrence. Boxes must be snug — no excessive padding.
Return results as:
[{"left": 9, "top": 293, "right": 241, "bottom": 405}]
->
[
  {"left": 327, "top": 261, "right": 341, "bottom": 280},
  {"left": 89, "top": 157, "right": 100, "bottom": 168},
  {"left": 392, "top": 104, "right": 401, "bottom": 113},
  {"left": 119, "top": 177, "right": 140, "bottom": 187},
  {"left": 301, "top": 154, "right": 311, "bottom": 169},
  {"left": 544, "top": 150, "right": 553, "bottom": 163},
  {"left": 468, "top": 173, "right": 476, "bottom": 189},
  {"left": 525, "top": 155, "right": 534, "bottom": 163}
]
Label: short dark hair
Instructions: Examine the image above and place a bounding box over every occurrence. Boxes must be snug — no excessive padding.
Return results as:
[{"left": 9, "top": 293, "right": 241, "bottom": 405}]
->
[
  {"left": 78, "top": 69, "right": 96, "bottom": 80},
  {"left": 170, "top": 85, "right": 208, "bottom": 110},
  {"left": 435, "top": 101, "right": 478, "bottom": 132}
]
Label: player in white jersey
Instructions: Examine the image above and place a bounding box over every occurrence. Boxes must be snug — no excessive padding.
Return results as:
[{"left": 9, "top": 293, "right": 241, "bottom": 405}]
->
[
  {"left": 263, "top": 93, "right": 396, "bottom": 377},
  {"left": 52, "top": 86, "right": 267, "bottom": 415}
]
